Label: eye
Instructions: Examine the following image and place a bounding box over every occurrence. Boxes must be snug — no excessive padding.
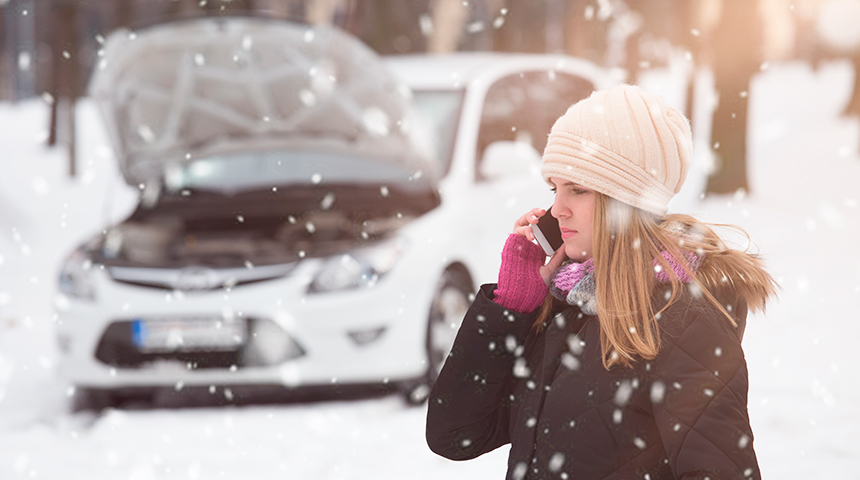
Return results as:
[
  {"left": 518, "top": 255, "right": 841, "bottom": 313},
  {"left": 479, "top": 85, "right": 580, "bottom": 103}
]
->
[
  {"left": 572, "top": 188, "right": 588, "bottom": 195},
  {"left": 549, "top": 187, "right": 558, "bottom": 193}
]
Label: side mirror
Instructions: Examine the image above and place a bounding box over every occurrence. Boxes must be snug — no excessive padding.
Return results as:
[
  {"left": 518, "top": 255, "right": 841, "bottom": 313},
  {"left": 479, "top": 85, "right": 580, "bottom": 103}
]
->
[{"left": 479, "top": 141, "right": 542, "bottom": 181}]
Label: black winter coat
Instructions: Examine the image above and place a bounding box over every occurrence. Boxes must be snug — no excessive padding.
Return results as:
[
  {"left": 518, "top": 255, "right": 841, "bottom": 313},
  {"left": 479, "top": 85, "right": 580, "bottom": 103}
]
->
[{"left": 426, "top": 284, "right": 760, "bottom": 480}]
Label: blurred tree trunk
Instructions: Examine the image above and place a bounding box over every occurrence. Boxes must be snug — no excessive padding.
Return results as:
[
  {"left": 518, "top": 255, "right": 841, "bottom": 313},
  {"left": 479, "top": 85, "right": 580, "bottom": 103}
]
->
[
  {"left": 0, "top": 5, "right": 9, "bottom": 101},
  {"left": 344, "top": 0, "right": 430, "bottom": 54},
  {"left": 168, "top": 0, "right": 201, "bottom": 18},
  {"left": 705, "top": 0, "right": 762, "bottom": 195},
  {"left": 493, "top": 0, "right": 546, "bottom": 53},
  {"left": 227, "top": 0, "right": 256, "bottom": 14},
  {"left": 561, "top": 0, "right": 611, "bottom": 65},
  {"left": 47, "top": 0, "right": 81, "bottom": 177},
  {"left": 567, "top": 1, "right": 590, "bottom": 58},
  {"left": 671, "top": 0, "right": 697, "bottom": 121},
  {"left": 428, "top": 0, "right": 468, "bottom": 53},
  {"left": 115, "top": 0, "right": 132, "bottom": 27},
  {"left": 306, "top": 0, "right": 340, "bottom": 24},
  {"left": 844, "top": 51, "right": 860, "bottom": 117}
]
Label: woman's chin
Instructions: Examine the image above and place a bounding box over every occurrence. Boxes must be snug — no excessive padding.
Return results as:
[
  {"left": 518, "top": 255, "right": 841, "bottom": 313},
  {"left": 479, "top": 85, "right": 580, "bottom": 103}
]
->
[{"left": 564, "top": 246, "right": 590, "bottom": 263}]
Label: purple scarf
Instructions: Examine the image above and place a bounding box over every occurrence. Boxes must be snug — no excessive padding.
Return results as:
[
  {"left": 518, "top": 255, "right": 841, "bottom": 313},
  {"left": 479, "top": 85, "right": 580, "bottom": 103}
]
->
[{"left": 549, "top": 250, "right": 701, "bottom": 315}]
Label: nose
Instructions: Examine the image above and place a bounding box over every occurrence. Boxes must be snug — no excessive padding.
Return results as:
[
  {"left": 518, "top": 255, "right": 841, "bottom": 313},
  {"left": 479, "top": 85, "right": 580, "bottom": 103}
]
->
[{"left": 551, "top": 197, "right": 569, "bottom": 218}]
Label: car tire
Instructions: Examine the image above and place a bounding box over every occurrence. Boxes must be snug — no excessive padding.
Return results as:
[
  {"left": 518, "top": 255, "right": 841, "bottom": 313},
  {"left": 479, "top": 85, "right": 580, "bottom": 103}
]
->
[
  {"left": 402, "top": 267, "right": 472, "bottom": 405},
  {"left": 71, "top": 387, "right": 119, "bottom": 413},
  {"left": 71, "top": 387, "right": 154, "bottom": 413}
]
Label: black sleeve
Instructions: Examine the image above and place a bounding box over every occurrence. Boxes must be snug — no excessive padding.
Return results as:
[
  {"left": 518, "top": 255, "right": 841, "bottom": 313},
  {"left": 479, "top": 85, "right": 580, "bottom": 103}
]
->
[
  {"left": 425, "top": 284, "right": 537, "bottom": 460},
  {"left": 651, "top": 301, "right": 761, "bottom": 479}
]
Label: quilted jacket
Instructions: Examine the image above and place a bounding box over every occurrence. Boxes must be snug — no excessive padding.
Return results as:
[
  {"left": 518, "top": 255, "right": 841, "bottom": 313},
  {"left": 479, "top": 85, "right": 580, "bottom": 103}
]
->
[{"left": 426, "top": 284, "right": 760, "bottom": 480}]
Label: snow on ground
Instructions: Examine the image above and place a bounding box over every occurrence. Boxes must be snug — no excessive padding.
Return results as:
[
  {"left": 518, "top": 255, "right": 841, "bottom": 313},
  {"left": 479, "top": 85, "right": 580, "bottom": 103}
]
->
[{"left": 0, "top": 60, "right": 859, "bottom": 479}]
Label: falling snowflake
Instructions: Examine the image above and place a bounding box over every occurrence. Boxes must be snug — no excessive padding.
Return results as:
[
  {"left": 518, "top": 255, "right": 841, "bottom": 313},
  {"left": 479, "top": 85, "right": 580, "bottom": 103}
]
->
[
  {"left": 320, "top": 193, "right": 335, "bottom": 210},
  {"left": 17, "top": 51, "right": 31, "bottom": 71},
  {"left": 415, "top": 14, "right": 433, "bottom": 38},
  {"left": 137, "top": 124, "right": 156, "bottom": 143},
  {"left": 513, "top": 358, "right": 531, "bottom": 378},
  {"left": 614, "top": 380, "right": 633, "bottom": 406},
  {"left": 566, "top": 334, "right": 584, "bottom": 355},
  {"left": 512, "top": 462, "right": 528, "bottom": 480},
  {"left": 466, "top": 21, "right": 485, "bottom": 33},
  {"left": 505, "top": 334, "right": 517, "bottom": 352},
  {"left": 650, "top": 381, "right": 666, "bottom": 403},
  {"left": 299, "top": 89, "right": 317, "bottom": 106},
  {"left": 561, "top": 353, "right": 580, "bottom": 371},
  {"left": 548, "top": 452, "right": 565, "bottom": 472}
]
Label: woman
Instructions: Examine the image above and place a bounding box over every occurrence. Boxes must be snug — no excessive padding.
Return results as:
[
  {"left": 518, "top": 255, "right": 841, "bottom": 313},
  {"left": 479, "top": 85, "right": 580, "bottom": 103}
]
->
[{"left": 426, "top": 85, "right": 777, "bottom": 479}]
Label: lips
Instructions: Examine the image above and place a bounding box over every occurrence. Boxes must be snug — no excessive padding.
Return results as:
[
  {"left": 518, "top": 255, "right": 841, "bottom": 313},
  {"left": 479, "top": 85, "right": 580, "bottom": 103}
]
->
[{"left": 560, "top": 227, "right": 577, "bottom": 239}]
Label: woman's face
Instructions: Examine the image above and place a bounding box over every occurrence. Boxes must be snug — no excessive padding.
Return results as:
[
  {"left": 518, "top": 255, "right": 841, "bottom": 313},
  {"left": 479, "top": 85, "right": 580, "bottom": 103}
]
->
[{"left": 549, "top": 177, "right": 596, "bottom": 262}]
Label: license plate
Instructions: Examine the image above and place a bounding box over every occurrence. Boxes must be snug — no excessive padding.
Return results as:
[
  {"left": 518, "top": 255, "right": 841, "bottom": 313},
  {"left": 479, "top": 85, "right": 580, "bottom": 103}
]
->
[{"left": 131, "top": 316, "right": 247, "bottom": 353}]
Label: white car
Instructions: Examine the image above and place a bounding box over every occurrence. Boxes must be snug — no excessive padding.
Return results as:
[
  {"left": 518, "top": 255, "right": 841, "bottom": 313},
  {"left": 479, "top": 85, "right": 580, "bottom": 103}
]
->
[{"left": 55, "top": 17, "right": 614, "bottom": 409}]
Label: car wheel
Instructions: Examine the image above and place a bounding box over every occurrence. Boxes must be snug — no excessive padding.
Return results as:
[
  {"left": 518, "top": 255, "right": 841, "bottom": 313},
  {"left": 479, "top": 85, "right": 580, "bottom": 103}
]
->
[{"left": 403, "top": 267, "right": 472, "bottom": 405}]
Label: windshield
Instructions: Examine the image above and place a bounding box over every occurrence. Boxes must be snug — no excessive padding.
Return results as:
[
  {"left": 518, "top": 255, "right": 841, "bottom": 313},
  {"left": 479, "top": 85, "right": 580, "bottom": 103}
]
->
[
  {"left": 164, "top": 150, "right": 419, "bottom": 193},
  {"left": 411, "top": 90, "right": 463, "bottom": 175}
]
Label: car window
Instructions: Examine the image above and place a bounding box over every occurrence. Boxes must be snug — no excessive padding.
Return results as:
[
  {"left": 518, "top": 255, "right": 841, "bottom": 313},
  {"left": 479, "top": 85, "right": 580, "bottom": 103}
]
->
[
  {"left": 476, "top": 74, "right": 531, "bottom": 171},
  {"left": 411, "top": 90, "right": 464, "bottom": 176},
  {"left": 163, "top": 150, "right": 420, "bottom": 194},
  {"left": 525, "top": 71, "right": 594, "bottom": 153},
  {"left": 476, "top": 71, "right": 594, "bottom": 181}
]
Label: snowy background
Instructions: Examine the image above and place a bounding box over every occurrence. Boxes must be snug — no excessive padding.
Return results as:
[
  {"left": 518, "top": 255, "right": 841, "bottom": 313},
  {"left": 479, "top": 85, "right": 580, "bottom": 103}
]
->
[{"left": 1, "top": 60, "right": 860, "bottom": 478}]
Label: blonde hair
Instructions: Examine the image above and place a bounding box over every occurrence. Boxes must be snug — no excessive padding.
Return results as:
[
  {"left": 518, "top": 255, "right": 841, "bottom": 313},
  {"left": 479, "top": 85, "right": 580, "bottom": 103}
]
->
[{"left": 535, "top": 194, "right": 778, "bottom": 369}]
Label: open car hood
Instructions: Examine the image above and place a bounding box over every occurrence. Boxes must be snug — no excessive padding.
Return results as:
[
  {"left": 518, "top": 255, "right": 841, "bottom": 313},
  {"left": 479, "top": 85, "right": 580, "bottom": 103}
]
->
[{"left": 90, "top": 17, "right": 436, "bottom": 187}]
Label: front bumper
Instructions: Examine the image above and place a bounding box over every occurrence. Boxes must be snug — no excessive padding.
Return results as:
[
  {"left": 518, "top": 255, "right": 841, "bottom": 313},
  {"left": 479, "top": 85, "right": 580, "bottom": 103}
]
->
[{"left": 55, "top": 259, "right": 433, "bottom": 389}]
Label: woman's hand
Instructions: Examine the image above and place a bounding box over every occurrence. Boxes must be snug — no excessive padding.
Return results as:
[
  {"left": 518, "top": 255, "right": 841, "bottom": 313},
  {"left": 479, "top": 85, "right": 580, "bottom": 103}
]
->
[
  {"left": 511, "top": 207, "right": 567, "bottom": 286},
  {"left": 512, "top": 207, "right": 545, "bottom": 241},
  {"left": 540, "top": 246, "right": 567, "bottom": 286}
]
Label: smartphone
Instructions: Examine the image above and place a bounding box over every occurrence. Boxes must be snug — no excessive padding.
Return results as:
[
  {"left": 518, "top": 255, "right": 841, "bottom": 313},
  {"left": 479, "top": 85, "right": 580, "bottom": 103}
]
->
[{"left": 530, "top": 207, "right": 563, "bottom": 255}]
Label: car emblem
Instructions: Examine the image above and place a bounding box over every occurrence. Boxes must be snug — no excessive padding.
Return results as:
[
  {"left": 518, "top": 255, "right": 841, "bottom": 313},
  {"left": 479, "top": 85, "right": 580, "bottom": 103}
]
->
[{"left": 174, "top": 267, "right": 219, "bottom": 291}]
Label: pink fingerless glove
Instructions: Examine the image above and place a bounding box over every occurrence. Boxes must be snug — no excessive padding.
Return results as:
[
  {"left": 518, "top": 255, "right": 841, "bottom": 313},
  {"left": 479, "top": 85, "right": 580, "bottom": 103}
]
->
[{"left": 493, "top": 234, "right": 549, "bottom": 313}]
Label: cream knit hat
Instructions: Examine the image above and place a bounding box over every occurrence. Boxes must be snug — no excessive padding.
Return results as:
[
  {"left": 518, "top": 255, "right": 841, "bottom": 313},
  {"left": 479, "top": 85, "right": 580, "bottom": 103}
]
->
[{"left": 541, "top": 84, "right": 691, "bottom": 216}]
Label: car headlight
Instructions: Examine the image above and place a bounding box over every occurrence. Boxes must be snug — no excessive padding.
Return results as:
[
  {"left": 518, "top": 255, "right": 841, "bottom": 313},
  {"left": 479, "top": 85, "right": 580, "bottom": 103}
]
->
[
  {"left": 308, "top": 238, "right": 405, "bottom": 293},
  {"left": 58, "top": 250, "right": 96, "bottom": 301}
]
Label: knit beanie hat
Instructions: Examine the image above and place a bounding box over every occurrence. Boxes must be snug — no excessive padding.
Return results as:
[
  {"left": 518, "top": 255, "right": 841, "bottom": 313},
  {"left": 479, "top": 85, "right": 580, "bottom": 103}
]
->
[{"left": 540, "top": 84, "right": 692, "bottom": 216}]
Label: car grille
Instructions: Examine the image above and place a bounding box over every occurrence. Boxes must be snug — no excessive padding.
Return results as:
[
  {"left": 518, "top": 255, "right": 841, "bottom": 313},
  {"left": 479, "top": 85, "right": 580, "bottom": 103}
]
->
[{"left": 106, "top": 262, "right": 297, "bottom": 292}]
